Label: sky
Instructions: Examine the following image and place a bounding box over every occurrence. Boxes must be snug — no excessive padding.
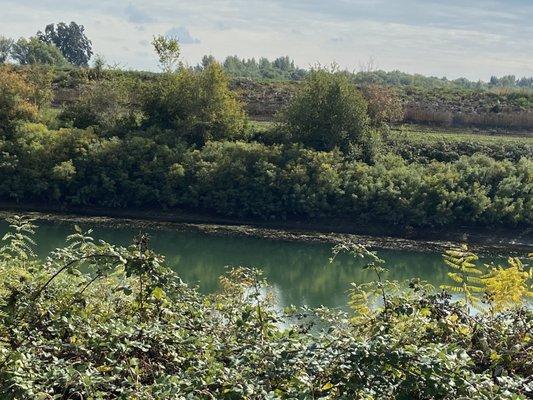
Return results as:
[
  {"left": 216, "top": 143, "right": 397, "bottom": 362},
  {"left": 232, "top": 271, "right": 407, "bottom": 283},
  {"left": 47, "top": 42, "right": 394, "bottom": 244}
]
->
[{"left": 0, "top": 0, "right": 532, "bottom": 80}]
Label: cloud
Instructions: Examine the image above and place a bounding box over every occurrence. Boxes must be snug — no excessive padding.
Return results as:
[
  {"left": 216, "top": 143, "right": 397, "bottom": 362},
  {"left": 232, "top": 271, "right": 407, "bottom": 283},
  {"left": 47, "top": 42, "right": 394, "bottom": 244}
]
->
[
  {"left": 124, "top": 3, "right": 154, "bottom": 24},
  {"left": 166, "top": 26, "right": 200, "bottom": 44},
  {"left": 0, "top": 0, "right": 531, "bottom": 79}
]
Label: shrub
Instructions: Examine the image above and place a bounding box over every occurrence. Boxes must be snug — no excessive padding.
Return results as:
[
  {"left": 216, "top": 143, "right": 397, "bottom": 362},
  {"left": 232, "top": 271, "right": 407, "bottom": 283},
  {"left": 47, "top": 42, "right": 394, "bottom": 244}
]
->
[
  {"left": 60, "top": 74, "right": 140, "bottom": 134},
  {"left": 141, "top": 62, "right": 247, "bottom": 145},
  {"left": 0, "top": 67, "right": 40, "bottom": 134},
  {"left": 282, "top": 69, "right": 371, "bottom": 157},
  {"left": 361, "top": 84, "right": 404, "bottom": 126},
  {"left": 386, "top": 128, "right": 533, "bottom": 163}
]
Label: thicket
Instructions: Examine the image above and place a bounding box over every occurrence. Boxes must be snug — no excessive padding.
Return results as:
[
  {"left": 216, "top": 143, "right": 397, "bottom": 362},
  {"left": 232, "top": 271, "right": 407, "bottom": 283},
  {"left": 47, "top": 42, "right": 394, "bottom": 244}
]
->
[
  {"left": 0, "top": 216, "right": 531, "bottom": 399},
  {"left": 1, "top": 124, "right": 531, "bottom": 226},
  {"left": 0, "top": 64, "right": 532, "bottom": 228}
]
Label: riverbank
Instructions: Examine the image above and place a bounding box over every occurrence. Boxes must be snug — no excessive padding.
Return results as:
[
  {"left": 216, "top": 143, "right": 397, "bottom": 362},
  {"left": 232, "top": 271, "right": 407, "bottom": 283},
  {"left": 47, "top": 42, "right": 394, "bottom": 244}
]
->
[{"left": 0, "top": 204, "right": 531, "bottom": 255}]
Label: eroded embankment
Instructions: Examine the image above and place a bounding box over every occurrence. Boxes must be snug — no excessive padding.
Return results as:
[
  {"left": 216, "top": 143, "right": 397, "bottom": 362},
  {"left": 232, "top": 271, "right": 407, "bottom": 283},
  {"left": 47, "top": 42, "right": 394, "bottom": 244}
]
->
[{"left": 1, "top": 209, "right": 531, "bottom": 256}]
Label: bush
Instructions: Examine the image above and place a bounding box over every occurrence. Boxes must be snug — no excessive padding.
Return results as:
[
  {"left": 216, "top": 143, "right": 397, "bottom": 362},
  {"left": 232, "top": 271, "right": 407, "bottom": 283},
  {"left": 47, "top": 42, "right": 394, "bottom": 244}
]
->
[
  {"left": 361, "top": 84, "right": 404, "bottom": 126},
  {"left": 386, "top": 128, "right": 533, "bottom": 163},
  {"left": 60, "top": 74, "right": 140, "bottom": 134},
  {"left": 141, "top": 62, "right": 247, "bottom": 145},
  {"left": 282, "top": 69, "right": 371, "bottom": 157},
  {"left": 1, "top": 126, "right": 531, "bottom": 227},
  {"left": 0, "top": 67, "right": 40, "bottom": 134}
]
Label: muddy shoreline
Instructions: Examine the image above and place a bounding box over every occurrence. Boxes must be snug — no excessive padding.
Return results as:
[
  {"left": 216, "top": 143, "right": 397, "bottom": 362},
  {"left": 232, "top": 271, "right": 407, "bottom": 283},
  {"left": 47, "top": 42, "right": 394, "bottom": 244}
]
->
[{"left": 0, "top": 206, "right": 531, "bottom": 256}]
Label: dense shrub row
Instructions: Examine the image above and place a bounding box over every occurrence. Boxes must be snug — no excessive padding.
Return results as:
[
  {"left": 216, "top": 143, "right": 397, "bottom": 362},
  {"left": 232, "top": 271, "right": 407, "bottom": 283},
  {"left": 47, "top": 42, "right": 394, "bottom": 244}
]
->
[
  {"left": 0, "top": 64, "right": 532, "bottom": 229},
  {"left": 0, "top": 218, "right": 531, "bottom": 399},
  {"left": 1, "top": 125, "right": 531, "bottom": 227}
]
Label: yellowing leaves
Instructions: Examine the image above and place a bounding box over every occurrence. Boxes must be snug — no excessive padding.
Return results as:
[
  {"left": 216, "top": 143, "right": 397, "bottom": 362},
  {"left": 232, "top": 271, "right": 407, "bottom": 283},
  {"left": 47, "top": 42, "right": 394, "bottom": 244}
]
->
[{"left": 483, "top": 257, "right": 533, "bottom": 312}]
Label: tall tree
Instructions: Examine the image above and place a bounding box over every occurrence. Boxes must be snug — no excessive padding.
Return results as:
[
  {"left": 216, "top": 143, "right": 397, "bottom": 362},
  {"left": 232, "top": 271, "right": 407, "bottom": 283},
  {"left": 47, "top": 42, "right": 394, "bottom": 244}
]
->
[
  {"left": 0, "top": 36, "right": 13, "bottom": 63},
  {"left": 152, "top": 35, "right": 181, "bottom": 73},
  {"left": 37, "top": 21, "right": 93, "bottom": 66}
]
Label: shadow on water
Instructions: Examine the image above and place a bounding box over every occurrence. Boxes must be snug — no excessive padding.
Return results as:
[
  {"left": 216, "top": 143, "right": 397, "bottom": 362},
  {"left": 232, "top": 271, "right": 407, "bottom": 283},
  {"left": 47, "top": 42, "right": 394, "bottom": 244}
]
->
[{"left": 0, "top": 220, "right": 509, "bottom": 309}]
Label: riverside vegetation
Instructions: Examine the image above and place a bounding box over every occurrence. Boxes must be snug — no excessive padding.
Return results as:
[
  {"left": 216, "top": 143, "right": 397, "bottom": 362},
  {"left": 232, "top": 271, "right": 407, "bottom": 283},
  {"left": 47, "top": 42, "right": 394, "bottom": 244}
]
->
[
  {"left": 1, "top": 23, "right": 533, "bottom": 399},
  {"left": 0, "top": 215, "right": 532, "bottom": 399},
  {"left": 0, "top": 56, "right": 532, "bottom": 228}
]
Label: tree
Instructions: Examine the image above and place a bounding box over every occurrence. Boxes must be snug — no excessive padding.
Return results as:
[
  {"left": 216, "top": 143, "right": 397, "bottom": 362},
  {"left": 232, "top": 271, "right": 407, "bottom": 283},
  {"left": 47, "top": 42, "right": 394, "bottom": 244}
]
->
[
  {"left": 37, "top": 21, "right": 93, "bottom": 66},
  {"left": 142, "top": 62, "right": 246, "bottom": 144},
  {"left": 152, "top": 35, "right": 181, "bottom": 73},
  {"left": 282, "top": 69, "right": 371, "bottom": 155},
  {"left": 11, "top": 37, "right": 68, "bottom": 66},
  {"left": 0, "top": 36, "right": 13, "bottom": 63},
  {"left": 200, "top": 54, "right": 216, "bottom": 69}
]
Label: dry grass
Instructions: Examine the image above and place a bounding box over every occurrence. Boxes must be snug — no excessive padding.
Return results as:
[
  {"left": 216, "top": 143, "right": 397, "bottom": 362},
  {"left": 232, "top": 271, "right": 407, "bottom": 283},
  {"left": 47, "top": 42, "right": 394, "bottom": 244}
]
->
[{"left": 404, "top": 107, "right": 533, "bottom": 130}]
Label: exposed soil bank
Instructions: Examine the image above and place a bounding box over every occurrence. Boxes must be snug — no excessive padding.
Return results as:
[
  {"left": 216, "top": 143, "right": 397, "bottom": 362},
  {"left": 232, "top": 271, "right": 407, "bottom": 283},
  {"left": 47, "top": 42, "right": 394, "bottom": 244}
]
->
[{"left": 0, "top": 204, "right": 531, "bottom": 256}]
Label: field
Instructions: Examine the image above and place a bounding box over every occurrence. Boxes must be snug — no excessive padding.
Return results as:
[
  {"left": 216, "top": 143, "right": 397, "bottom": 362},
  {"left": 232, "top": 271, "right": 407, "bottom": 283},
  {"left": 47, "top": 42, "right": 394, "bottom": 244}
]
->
[{"left": 386, "top": 124, "right": 533, "bottom": 162}]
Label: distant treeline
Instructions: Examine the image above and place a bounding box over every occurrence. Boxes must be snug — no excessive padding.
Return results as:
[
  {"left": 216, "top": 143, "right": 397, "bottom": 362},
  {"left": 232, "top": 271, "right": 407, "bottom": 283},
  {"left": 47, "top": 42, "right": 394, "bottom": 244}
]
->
[{"left": 195, "top": 55, "right": 533, "bottom": 90}]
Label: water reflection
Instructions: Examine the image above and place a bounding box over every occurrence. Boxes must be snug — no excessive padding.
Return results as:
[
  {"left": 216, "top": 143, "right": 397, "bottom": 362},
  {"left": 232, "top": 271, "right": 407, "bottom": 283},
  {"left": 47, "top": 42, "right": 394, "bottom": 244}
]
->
[{"left": 0, "top": 220, "right": 507, "bottom": 309}]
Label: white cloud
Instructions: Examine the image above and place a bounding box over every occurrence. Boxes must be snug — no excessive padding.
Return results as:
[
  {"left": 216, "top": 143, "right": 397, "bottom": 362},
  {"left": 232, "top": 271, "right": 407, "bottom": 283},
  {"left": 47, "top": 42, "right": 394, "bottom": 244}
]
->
[{"left": 166, "top": 26, "right": 200, "bottom": 44}]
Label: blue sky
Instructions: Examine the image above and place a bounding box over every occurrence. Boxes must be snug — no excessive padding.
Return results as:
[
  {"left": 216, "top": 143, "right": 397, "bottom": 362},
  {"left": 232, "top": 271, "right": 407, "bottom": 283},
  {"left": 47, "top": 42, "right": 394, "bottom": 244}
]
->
[{"left": 0, "top": 0, "right": 532, "bottom": 80}]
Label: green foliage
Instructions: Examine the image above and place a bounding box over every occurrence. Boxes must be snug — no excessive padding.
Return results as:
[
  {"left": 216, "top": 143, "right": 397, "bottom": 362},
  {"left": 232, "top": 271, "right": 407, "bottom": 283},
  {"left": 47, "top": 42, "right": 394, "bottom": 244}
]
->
[
  {"left": 440, "top": 244, "right": 533, "bottom": 312},
  {"left": 386, "top": 126, "right": 533, "bottom": 163},
  {"left": 152, "top": 35, "right": 181, "bottom": 73},
  {"left": 0, "top": 220, "right": 531, "bottom": 399},
  {"left": 282, "top": 69, "right": 372, "bottom": 157},
  {"left": 141, "top": 62, "right": 247, "bottom": 145},
  {"left": 10, "top": 37, "right": 68, "bottom": 67},
  {"left": 37, "top": 22, "right": 93, "bottom": 67},
  {"left": 483, "top": 257, "right": 533, "bottom": 312},
  {"left": 1, "top": 123, "right": 532, "bottom": 227},
  {"left": 0, "top": 66, "right": 42, "bottom": 134},
  {"left": 214, "top": 55, "right": 307, "bottom": 81},
  {"left": 60, "top": 74, "right": 140, "bottom": 134},
  {"left": 440, "top": 244, "right": 484, "bottom": 308},
  {"left": 0, "top": 65, "right": 532, "bottom": 231}
]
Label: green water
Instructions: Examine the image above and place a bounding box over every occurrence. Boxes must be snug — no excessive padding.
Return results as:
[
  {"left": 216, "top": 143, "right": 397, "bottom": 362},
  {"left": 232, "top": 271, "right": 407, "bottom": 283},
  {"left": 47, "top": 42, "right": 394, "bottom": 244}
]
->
[{"left": 0, "top": 219, "right": 511, "bottom": 309}]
